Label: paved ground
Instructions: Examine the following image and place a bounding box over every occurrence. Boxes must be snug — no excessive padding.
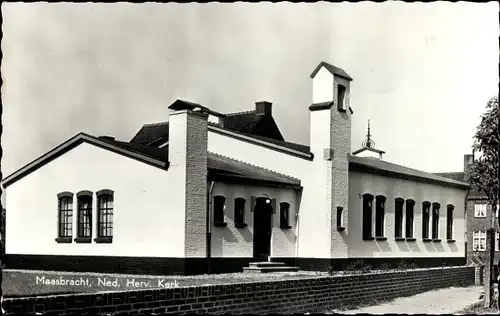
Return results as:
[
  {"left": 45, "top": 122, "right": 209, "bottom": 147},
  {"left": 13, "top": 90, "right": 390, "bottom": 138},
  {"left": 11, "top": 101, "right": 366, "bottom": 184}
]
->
[{"left": 332, "top": 286, "right": 483, "bottom": 315}]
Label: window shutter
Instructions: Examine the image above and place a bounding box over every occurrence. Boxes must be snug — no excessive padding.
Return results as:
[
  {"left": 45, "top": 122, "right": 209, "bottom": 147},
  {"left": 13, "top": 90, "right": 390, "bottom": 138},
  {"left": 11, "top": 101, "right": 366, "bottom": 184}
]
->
[
  {"left": 271, "top": 199, "right": 277, "bottom": 214},
  {"left": 250, "top": 196, "right": 256, "bottom": 212}
]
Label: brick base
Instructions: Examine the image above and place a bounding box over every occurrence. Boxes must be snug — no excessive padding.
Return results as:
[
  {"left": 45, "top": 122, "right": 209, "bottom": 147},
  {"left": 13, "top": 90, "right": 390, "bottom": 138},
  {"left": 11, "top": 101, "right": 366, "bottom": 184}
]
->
[{"left": 4, "top": 266, "right": 474, "bottom": 315}]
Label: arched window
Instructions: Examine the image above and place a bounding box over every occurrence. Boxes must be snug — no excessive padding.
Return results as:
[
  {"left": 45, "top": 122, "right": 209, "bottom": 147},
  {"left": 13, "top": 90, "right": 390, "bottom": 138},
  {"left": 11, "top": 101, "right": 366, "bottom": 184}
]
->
[
  {"left": 280, "top": 202, "right": 291, "bottom": 229},
  {"left": 214, "top": 195, "right": 227, "bottom": 227},
  {"left": 96, "top": 189, "right": 114, "bottom": 243},
  {"left": 362, "top": 194, "right": 374, "bottom": 240},
  {"left": 394, "top": 198, "right": 405, "bottom": 239},
  {"left": 56, "top": 192, "right": 73, "bottom": 243},
  {"left": 446, "top": 204, "right": 454, "bottom": 241},
  {"left": 76, "top": 191, "right": 93, "bottom": 243},
  {"left": 432, "top": 202, "right": 441, "bottom": 240},
  {"left": 405, "top": 199, "right": 415, "bottom": 239},
  {"left": 375, "top": 195, "right": 386, "bottom": 238},
  {"left": 422, "top": 201, "right": 431, "bottom": 240},
  {"left": 337, "top": 84, "right": 347, "bottom": 111},
  {"left": 234, "top": 198, "right": 247, "bottom": 228}
]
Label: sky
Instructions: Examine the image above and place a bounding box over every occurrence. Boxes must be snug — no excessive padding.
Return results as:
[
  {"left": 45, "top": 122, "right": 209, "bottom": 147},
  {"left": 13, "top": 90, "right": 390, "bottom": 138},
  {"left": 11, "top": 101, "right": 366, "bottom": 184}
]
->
[{"left": 1, "top": 2, "right": 499, "bottom": 189}]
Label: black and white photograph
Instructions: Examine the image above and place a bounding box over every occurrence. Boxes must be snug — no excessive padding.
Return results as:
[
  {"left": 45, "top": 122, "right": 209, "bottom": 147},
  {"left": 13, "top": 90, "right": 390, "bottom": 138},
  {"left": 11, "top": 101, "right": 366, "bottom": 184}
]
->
[{"left": 1, "top": 2, "right": 499, "bottom": 315}]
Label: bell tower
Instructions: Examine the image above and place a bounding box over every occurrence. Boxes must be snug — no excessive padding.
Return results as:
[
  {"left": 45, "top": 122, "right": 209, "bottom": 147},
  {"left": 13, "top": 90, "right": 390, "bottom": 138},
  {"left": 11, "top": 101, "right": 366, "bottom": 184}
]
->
[{"left": 309, "top": 61, "right": 353, "bottom": 258}]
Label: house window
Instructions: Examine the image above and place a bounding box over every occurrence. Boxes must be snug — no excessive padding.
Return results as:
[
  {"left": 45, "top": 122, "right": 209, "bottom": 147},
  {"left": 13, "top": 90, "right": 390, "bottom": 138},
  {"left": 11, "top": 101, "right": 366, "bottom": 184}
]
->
[
  {"left": 336, "top": 206, "right": 344, "bottom": 228},
  {"left": 473, "top": 231, "right": 486, "bottom": 251},
  {"left": 76, "top": 191, "right": 92, "bottom": 242},
  {"left": 395, "top": 198, "right": 404, "bottom": 238},
  {"left": 362, "top": 194, "right": 374, "bottom": 240},
  {"left": 446, "top": 205, "right": 454, "bottom": 240},
  {"left": 56, "top": 192, "right": 73, "bottom": 243},
  {"left": 422, "top": 202, "right": 431, "bottom": 239},
  {"left": 406, "top": 199, "right": 415, "bottom": 238},
  {"left": 234, "top": 198, "right": 246, "bottom": 228},
  {"left": 432, "top": 203, "right": 440, "bottom": 240},
  {"left": 375, "top": 196, "right": 386, "bottom": 238},
  {"left": 474, "top": 203, "right": 487, "bottom": 218},
  {"left": 214, "top": 195, "right": 227, "bottom": 227},
  {"left": 337, "top": 84, "right": 347, "bottom": 111},
  {"left": 96, "top": 190, "right": 114, "bottom": 242},
  {"left": 280, "top": 202, "right": 291, "bottom": 229}
]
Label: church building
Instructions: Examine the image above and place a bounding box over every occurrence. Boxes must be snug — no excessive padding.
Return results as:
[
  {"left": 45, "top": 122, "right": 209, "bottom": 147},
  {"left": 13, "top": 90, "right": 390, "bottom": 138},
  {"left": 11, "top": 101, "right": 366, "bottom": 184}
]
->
[{"left": 2, "top": 62, "right": 469, "bottom": 275}]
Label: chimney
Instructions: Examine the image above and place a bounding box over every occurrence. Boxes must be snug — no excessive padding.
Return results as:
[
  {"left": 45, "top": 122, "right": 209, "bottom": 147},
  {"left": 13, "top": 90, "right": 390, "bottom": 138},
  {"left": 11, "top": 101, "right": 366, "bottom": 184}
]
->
[
  {"left": 168, "top": 108, "right": 208, "bottom": 258},
  {"left": 255, "top": 101, "right": 272, "bottom": 116},
  {"left": 463, "top": 153, "right": 474, "bottom": 181}
]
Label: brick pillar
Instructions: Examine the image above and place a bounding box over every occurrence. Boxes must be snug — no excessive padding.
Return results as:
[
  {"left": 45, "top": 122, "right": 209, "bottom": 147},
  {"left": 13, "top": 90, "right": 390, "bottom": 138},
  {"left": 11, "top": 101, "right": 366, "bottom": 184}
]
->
[
  {"left": 485, "top": 228, "right": 495, "bottom": 307},
  {"left": 475, "top": 265, "right": 484, "bottom": 285},
  {"left": 168, "top": 109, "right": 209, "bottom": 266}
]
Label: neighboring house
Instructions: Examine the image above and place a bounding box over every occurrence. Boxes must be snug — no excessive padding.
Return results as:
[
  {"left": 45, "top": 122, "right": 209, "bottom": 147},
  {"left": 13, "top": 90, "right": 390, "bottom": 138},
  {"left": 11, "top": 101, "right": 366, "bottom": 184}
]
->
[
  {"left": 2, "top": 61, "right": 469, "bottom": 275},
  {"left": 435, "top": 155, "right": 500, "bottom": 268}
]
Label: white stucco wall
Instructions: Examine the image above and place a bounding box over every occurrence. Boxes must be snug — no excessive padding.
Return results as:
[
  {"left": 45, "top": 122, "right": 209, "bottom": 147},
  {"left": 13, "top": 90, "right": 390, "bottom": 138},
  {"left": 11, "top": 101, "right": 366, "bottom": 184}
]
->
[
  {"left": 348, "top": 170, "right": 466, "bottom": 258},
  {"left": 208, "top": 131, "right": 334, "bottom": 258},
  {"left": 5, "top": 142, "right": 186, "bottom": 258},
  {"left": 312, "top": 67, "right": 334, "bottom": 104},
  {"left": 210, "top": 182, "right": 298, "bottom": 258}
]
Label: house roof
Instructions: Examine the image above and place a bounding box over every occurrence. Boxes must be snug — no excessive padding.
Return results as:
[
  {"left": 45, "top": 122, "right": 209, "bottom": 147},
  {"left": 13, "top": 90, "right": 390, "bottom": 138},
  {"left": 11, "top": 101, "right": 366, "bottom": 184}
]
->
[
  {"left": 3, "top": 132, "right": 301, "bottom": 189},
  {"left": 352, "top": 146, "right": 386, "bottom": 156},
  {"left": 207, "top": 153, "right": 301, "bottom": 188},
  {"left": 310, "top": 61, "right": 353, "bottom": 81},
  {"left": 2, "top": 133, "right": 169, "bottom": 188},
  {"left": 130, "top": 122, "right": 170, "bottom": 145},
  {"left": 432, "top": 172, "right": 465, "bottom": 182},
  {"left": 349, "top": 155, "right": 470, "bottom": 189}
]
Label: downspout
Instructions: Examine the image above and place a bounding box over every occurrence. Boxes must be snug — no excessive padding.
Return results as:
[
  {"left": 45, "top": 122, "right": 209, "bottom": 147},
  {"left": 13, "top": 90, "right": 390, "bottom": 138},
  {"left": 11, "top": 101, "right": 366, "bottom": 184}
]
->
[{"left": 206, "top": 181, "right": 215, "bottom": 274}]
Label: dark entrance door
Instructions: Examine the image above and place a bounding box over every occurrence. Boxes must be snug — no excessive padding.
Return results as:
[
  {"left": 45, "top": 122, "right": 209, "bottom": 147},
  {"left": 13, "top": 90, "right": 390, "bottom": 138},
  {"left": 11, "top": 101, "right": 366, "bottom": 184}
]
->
[{"left": 253, "top": 197, "right": 273, "bottom": 260}]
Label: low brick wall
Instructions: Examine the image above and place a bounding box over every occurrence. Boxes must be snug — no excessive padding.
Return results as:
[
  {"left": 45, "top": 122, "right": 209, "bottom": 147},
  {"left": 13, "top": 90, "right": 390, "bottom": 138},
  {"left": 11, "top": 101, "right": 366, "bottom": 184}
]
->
[{"left": 4, "top": 266, "right": 474, "bottom": 315}]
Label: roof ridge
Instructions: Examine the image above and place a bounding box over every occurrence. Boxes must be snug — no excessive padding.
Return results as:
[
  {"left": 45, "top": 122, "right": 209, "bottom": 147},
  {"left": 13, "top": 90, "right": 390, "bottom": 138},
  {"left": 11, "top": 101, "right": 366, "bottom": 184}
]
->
[
  {"left": 142, "top": 121, "right": 169, "bottom": 127},
  {"left": 208, "top": 152, "right": 301, "bottom": 183},
  {"left": 225, "top": 110, "right": 257, "bottom": 117}
]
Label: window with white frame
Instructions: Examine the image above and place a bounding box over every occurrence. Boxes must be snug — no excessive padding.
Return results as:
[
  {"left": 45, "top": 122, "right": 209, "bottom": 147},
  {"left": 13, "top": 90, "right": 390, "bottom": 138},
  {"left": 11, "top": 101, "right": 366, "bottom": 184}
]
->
[
  {"left": 473, "top": 231, "right": 486, "bottom": 251},
  {"left": 474, "top": 203, "right": 487, "bottom": 218}
]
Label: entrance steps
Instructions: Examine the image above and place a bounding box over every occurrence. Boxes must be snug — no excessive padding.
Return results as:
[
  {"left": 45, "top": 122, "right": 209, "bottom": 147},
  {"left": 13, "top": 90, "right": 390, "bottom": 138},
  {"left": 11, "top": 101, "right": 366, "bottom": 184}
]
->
[{"left": 243, "top": 261, "right": 300, "bottom": 273}]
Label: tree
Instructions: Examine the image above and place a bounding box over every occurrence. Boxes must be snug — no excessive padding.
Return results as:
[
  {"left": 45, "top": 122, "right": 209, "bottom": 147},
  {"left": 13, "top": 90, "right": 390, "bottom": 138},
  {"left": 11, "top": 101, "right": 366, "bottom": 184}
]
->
[{"left": 468, "top": 96, "right": 499, "bottom": 308}]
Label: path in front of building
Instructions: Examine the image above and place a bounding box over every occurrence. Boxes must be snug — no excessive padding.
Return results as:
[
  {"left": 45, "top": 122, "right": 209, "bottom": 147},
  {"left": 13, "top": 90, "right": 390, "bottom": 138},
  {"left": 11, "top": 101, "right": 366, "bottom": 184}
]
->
[{"left": 330, "top": 286, "right": 483, "bottom": 315}]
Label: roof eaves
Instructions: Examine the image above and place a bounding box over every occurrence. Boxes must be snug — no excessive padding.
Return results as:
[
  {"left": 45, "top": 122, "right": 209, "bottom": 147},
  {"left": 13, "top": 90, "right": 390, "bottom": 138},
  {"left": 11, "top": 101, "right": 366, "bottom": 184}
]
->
[
  {"left": 348, "top": 155, "right": 469, "bottom": 189},
  {"left": 208, "top": 152, "right": 301, "bottom": 185}
]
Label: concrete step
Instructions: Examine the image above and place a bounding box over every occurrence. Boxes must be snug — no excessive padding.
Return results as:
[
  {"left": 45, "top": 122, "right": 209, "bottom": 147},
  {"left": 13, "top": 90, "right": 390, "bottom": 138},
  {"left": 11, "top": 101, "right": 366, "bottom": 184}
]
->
[
  {"left": 248, "top": 261, "right": 286, "bottom": 268},
  {"left": 243, "top": 266, "right": 300, "bottom": 274}
]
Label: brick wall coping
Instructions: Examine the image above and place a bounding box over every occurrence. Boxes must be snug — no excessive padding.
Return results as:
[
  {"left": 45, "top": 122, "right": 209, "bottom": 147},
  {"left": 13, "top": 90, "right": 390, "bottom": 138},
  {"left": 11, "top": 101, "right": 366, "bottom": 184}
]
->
[{"left": 4, "top": 266, "right": 469, "bottom": 302}]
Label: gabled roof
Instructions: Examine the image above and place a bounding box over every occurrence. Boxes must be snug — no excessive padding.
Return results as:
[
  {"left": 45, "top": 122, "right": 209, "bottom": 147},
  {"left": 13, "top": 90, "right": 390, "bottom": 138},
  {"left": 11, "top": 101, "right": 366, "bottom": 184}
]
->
[
  {"left": 130, "top": 122, "right": 170, "bottom": 145},
  {"left": 3, "top": 132, "right": 301, "bottom": 189},
  {"left": 349, "top": 155, "right": 469, "bottom": 189},
  {"left": 131, "top": 100, "right": 292, "bottom": 148},
  {"left": 310, "top": 61, "right": 353, "bottom": 81},
  {"left": 352, "top": 146, "right": 386, "bottom": 156},
  {"left": 3, "top": 133, "right": 169, "bottom": 188},
  {"left": 222, "top": 110, "right": 284, "bottom": 141}
]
